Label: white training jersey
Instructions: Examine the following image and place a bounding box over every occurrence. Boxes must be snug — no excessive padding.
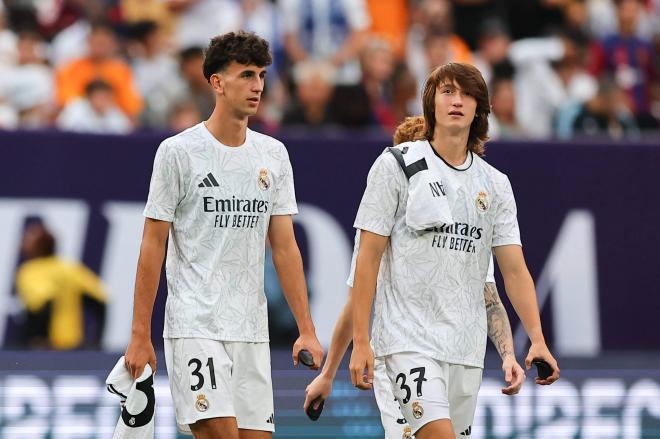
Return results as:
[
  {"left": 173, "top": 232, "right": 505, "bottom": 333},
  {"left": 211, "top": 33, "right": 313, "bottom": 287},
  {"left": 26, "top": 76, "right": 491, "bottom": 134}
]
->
[
  {"left": 353, "top": 141, "right": 520, "bottom": 367},
  {"left": 144, "top": 122, "right": 298, "bottom": 342}
]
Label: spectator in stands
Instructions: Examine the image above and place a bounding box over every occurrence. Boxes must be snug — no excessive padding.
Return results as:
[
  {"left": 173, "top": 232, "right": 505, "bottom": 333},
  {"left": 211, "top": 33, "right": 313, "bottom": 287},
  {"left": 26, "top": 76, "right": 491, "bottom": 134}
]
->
[
  {"left": 589, "top": 0, "right": 657, "bottom": 129},
  {"left": 167, "top": 98, "right": 201, "bottom": 132},
  {"left": 472, "top": 19, "right": 511, "bottom": 88},
  {"left": 280, "top": 0, "right": 371, "bottom": 85},
  {"left": 358, "top": 36, "right": 398, "bottom": 131},
  {"left": 15, "top": 221, "right": 107, "bottom": 350},
  {"left": 55, "top": 20, "right": 143, "bottom": 120},
  {"left": 489, "top": 75, "right": 525, "bottom": 139},
  {"left": 510, "top": 30, "right": 597, "bottom": 138},
  {"left": 365, "top": 0, "right": 409, "bottom": 58},
  {"left": 2, "top": 31, "right": 54, "bottom": 129},
  {"left": 174, "top": 46, "right": 214, "bottom": 120},
  {"left": 166, "top": 0, "right": 241, "bottom": 50},
  {"left": 128, "top": 20, "right": 184, "bottom": 129},
  {"left": 56, "top": 79, "right": 132, "bottom": 134},
  {"left": 0, "top": 3, "right": 17, "bottom": 71},
  {"left": 570, "top": 76, "right": 640, "bottom": 139},
  {"left": 282, "top": 60, "right": 336, "bottom": 127}
]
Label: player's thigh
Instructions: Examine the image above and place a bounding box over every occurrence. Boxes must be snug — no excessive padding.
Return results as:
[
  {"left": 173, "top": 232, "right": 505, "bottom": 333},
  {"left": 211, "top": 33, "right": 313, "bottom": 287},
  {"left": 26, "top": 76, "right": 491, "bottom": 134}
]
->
[
  {"left": 415, "top": 419, "right": 456, "bottom": 439},
  {"left": 164, "top": 338, "right": 236, "bottom": 434},
  {"left": 447, "top": 364, "right": 482, "bottom": 437},
  {"left": 190, "top": 416, "right": 239, "bottom": 439},
  {"left": 373, "top": 358, "right": 414, "bottom": 439},
  {"left": 229, "top": 342, "right": 275, "bottom": 433},
  {"left": 385, "top": 352, "right": 450, "bottom": 436},
  {"left": 239, "top": 429, "right": 272, "bottom": 439}
]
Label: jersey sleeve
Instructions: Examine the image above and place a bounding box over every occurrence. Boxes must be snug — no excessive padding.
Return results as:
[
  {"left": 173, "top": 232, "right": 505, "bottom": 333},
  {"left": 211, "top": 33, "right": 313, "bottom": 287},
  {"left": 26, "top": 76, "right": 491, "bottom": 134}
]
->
[
  {"left": 271, "top": 147, "right": 298, "bottom": 216},
  {"left": 346, "top": 230, "right": 361, "bottom": 287},
  {"left": 143, "top": 141, "right": 185, "bottom": 222},
  {"left": 492, "top": 176, "right": 522, "bottom": 247},
  {"left": 353, "top": 152, "right": 403, "bottom": 237},
  {"left": 485, "top": 254, "right": 495, "bottom": 283}
]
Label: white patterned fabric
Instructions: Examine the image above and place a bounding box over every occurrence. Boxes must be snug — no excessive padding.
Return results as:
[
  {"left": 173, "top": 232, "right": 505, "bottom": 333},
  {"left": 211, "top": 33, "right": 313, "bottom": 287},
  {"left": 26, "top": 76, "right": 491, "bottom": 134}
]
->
[
  {"left": 144, "top": 122, "right": 298, "bottom": 342},
  {"left": 353, "top": 140, "right": 520, "bottom": 367}
]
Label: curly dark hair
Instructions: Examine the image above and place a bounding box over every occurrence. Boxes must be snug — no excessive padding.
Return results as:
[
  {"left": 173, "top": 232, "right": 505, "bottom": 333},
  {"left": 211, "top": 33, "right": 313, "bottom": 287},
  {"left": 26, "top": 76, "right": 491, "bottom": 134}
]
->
[
  {"left": 422, "top": 63, "right": 490, "bottom": 157},
  {"left": 202, "top": 31, "right": 272, "bottom": 82}
]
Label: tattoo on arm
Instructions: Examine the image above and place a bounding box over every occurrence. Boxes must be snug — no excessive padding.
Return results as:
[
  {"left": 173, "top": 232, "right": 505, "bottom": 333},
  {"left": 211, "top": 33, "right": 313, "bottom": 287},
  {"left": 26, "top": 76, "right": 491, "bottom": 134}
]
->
[{"left": 484, "top": 282, "right": 515, "bottom": 360}]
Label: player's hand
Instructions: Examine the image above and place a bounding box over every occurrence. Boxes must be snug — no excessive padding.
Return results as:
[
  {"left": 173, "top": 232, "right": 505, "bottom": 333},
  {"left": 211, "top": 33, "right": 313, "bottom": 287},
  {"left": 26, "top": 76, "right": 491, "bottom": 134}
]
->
[
  {"left": 501, "top": 354, "right": 525, "bottom": 395},
  {"left": 525, "top": 342, "right": 560, "bottom": 385},
  {"left": 304, "top": 371, "right": 333, "bottom": 411},
  {"left": 292, "top": 333, "right": 324, "bottom": 370},
  {"left": 124, "top": 334, "right": 156, "bottom": 379},
  {"left": 349, "top": 342, "right": 374, "bottom": 390}
]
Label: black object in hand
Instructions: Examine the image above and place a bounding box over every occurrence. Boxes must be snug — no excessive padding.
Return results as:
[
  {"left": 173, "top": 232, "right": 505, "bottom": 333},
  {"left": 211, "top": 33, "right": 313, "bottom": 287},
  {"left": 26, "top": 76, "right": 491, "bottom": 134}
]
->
[
  {"left": 298, "top": 349, "right": 314, "bottom": 368},
  {"left": 306, "top": 397, "right": 325, "bottom": 421},
  {"left": 532, "top": 359, "right": 553, "bottom": 380}
]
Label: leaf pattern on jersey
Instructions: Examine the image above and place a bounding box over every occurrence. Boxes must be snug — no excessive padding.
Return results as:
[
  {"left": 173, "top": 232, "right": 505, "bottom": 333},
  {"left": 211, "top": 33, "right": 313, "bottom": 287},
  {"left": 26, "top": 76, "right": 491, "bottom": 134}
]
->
[
  {"left": 354, "top": 143, "right": 520, "bottom": 368},
  {"left": 144, "top": 124, "right": 297, "bottom": 342}
]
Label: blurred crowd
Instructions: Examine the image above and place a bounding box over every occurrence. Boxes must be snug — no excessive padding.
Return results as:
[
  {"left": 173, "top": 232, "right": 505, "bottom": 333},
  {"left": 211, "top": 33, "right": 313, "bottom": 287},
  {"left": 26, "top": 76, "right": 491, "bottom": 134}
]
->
[{"left": 0, "top": 0, "right": 657, "bottom": 141}]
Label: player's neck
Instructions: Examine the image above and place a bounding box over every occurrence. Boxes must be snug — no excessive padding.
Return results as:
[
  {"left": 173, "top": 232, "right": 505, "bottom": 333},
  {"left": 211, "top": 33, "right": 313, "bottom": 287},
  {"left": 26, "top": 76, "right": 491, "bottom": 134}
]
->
[
  {"left": 430, "top": 127, "right": 469, "bottom": 166},
  {"left": 205, "top": 107, "right": 249, "bottom": 147}
]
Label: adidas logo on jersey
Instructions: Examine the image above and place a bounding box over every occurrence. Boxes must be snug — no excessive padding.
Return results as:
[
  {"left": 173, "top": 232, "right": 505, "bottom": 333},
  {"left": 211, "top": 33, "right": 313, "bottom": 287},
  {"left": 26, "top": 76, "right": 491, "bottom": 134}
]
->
[
  {"left": 460, "top": 425, "right": 472, "bottom": 436},
  {"left": 198, "top": 173, "right": 220, "bottom": 188},
  {"left": 266, "top": 413, "right": 274, "bottom": 424}
]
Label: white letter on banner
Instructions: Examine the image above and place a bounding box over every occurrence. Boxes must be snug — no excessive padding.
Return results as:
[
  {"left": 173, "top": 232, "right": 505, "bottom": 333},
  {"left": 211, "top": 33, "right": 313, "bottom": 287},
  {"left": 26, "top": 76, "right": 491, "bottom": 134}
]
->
[
  {"left": 514, "top": 209, "right": 600, "bottom": 357},
  {"left": 52, "top": 376, "right": 98, "bottom": 438},
  {"left": 100, "top": 202, "right": 145, "bottom": 351},
  {"left": 535, "top": 381, "right": 580, "bottom": 438},
  {"left": 622, "top": 379, "right": 660, "bottom": 439},
  {"left": 472, "top": 378, "right": 513, "bottom": 438},
  {"left": 3, "top": 375, "right": 51, "bottom": 438},
  {"left": 294, "top": 203, "right": 352, "bottom": 347},
  {"left": 582, "top": 378, "right": 624, "bottom": 438},
  {"left": 0, "top": 198, "right": 89, "bottom": 344}
]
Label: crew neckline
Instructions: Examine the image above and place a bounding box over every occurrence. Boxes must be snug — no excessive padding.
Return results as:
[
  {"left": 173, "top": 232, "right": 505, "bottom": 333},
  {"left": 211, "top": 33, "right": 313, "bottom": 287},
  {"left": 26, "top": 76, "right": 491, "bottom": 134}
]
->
[{"left": 427, "top": 140, "right": 474, "bottom": 172}]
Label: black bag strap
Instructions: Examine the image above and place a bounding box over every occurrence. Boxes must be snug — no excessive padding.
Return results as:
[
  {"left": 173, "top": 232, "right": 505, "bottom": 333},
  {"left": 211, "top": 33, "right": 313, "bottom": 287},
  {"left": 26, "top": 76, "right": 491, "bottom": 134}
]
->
[{"left": 387, "top": 147, "right": 428, "bottom": 180}]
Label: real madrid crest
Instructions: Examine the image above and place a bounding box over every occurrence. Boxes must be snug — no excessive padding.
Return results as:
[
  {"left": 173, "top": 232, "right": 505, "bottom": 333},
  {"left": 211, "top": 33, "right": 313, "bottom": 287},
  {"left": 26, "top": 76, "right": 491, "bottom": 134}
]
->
[
  {"left": 476, "top": 190, "right": 489, "bottom": 212},
  {"left": 403, "top": 426, "right": 413, "bottom": 439},
  {"left": 257, "top": 168, "right": 271, "bottom": 191},
  {"left": 412, "top": 401, "right": 424, "bottom": 419},
  {"left": 196, "top": 394, "right": 210, "bottom": 412}
]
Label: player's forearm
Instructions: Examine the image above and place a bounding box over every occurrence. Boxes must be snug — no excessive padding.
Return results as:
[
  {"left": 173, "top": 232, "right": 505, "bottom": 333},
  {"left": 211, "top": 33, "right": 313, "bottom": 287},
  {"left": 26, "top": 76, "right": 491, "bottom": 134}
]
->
[
  {"left": 130, "top": 238, "right": 166, "bottom": 338},
  {"left": 502, "top": 269, "right": 545, "bottom": 344},
  {"left": 352, "top": 253, "right": 380, "bottom": 345},
  {"left": 321, "top": 297, "right": 354, "bottom": 379},
  {"left": 484, "top": 282, "right": 515, "bottom": 360},
  {"left": 272, "top": 244, "right": 315, "bottom": 335}
]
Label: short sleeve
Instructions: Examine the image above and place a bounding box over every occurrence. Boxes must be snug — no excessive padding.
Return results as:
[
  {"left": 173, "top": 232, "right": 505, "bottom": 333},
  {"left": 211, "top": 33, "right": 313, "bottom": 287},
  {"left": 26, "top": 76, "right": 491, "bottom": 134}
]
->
[
  {"left": 271, "top": 147, "right": 298, "bottom": 215},
  {"left": 492, "top": 176, "right": 522, "bottom": 247},
  {"left": 353, "top": 152, "right": 403, "bottom": 236},
  {"left": 485, "top": 254, "right": 495, "bottom": 283},
  {"left": 143, "top": 141, "right": 184, "bottom": 222},
  {"left": 346, "top": 230, "right": 361, "bottom": 287}
]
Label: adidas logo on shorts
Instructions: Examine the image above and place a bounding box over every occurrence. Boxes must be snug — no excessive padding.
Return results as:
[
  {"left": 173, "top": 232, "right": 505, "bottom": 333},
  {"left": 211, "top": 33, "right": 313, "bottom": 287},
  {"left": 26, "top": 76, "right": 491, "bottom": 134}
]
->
[
  {"left": 460, "top": 425, "right": 472, "bottom": 436},
  {"left": 266, "top": 413, "right": 274, "bottom": 424}
]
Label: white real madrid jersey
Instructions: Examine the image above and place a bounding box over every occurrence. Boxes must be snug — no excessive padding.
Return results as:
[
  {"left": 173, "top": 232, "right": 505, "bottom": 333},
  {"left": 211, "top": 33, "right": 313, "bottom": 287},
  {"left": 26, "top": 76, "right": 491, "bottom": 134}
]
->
[
  {"left": 353, "top": 140, "right": 521, "bottom": 368},
  {"left": 144, "top": 123, "right": 298, "bottom": 342}
]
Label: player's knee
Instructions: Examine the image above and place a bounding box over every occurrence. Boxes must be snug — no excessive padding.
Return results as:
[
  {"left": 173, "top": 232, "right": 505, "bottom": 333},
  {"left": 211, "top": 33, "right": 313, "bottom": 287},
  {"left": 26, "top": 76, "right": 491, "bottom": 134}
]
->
[
  {"left": 190, "top": 417, "right": 239, "bottom": 439},
  {"left": 415, "top": 418, "right": 456, "bottom": 439}
]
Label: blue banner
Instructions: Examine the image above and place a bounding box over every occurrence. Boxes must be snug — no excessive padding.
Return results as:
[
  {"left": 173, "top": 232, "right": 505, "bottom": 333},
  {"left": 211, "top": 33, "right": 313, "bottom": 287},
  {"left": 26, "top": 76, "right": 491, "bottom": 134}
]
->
[{"left": 0, "top": 130, "right": 659, "bottom": 356}]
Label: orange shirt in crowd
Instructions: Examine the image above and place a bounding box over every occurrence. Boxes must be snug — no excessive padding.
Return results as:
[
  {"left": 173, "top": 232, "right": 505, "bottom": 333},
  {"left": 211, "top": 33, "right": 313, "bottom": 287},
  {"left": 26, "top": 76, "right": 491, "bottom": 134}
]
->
[
  {"left": 55, "top": 57, "right": 143, "bottom": 117},
  {"left": 367, "top": 0, "right": 409, "bottom": 58}
]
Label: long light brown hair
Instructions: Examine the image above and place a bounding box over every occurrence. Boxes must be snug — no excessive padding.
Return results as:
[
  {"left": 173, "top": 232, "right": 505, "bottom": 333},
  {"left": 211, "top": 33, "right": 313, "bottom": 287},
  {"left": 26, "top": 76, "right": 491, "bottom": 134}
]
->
[{"left": 422, "top": 63, "right": 490, "bottom": 156}]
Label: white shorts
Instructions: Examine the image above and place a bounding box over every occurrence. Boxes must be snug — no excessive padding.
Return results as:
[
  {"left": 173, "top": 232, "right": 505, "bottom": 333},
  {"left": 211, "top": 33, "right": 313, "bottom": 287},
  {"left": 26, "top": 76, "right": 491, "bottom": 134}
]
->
[
  {"left": 382, "top": 352, "right": 482, "bottom": 437},
  {"left": 164, "top": 338, "right": 274, "bottom": 434},
  {"left": 374, "top": 357, "right": 414, "bottom": 439}
]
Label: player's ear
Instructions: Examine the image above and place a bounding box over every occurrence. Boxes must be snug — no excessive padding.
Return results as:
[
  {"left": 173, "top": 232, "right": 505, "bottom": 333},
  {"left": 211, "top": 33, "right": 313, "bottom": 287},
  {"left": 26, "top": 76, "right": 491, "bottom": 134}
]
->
[{"left": 210, "top": 73, "right": 224, "bottom": 95}]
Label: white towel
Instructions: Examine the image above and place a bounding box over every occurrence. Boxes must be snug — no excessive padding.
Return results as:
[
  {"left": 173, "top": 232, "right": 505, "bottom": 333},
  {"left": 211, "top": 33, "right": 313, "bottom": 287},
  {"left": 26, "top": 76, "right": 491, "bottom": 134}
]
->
[
  {"left": 389, "top": 141, "right": 459, "bottom": 231},
  {"left": 106, "top": 356, "right": 155, "bottom": 439}
]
